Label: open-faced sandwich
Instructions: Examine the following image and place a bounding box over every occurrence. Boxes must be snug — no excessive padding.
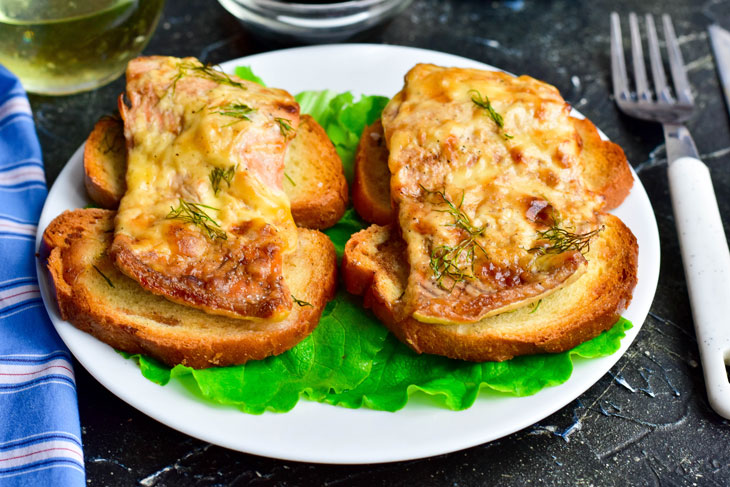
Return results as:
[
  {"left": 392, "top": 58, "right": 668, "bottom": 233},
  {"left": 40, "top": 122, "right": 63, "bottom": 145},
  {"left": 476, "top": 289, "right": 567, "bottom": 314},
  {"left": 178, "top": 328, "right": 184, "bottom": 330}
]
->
[
  {"left": 346, "top": 64, "right": 638, "bottom": 362},
  {"left": 41, "top": 58, "right": 639, "bottom": 413},
  {"left": 41, "top": 56, "right": 347, "bottom": 368}
]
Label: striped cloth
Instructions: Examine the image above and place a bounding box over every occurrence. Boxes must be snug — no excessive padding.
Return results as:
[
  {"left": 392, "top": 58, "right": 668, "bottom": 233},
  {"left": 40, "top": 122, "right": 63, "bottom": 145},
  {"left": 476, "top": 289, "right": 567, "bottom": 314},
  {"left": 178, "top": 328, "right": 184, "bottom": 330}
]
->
[{"left": 0, "top": 66, "right": 85, "bottom": 485}]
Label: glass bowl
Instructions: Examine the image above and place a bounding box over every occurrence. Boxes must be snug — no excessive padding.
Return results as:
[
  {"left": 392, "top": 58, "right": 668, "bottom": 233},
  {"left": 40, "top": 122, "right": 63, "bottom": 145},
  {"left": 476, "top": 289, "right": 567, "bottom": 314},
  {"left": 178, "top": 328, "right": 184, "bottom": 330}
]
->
[
  {"left": 0, "top": 0, "right": 165, "bottom": 95},
  {"left": 218, "top": 0, "right": 413, "bottom": 44}
]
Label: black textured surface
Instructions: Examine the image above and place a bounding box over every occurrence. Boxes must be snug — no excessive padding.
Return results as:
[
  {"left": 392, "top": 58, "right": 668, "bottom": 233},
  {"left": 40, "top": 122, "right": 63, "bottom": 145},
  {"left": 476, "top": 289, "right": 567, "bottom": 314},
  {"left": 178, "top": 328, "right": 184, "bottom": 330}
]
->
[{"left": 29, "top": 0, "right": 730, "bottom": 485}]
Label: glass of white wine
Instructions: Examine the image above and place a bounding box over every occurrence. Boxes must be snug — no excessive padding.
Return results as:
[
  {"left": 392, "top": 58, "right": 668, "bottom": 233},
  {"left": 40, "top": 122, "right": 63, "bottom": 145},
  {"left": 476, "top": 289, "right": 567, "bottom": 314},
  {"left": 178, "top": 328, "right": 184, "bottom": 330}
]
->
[{"left": 0, "top": 0, "right": 164, "bottom": 95}]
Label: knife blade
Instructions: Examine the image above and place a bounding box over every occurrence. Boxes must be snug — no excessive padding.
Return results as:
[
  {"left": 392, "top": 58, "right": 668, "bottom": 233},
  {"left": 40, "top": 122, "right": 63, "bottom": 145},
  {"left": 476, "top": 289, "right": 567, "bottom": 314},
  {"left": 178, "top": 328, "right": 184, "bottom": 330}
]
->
[{"left": 709, "top": 24, "right": 730, "bottom": 118}]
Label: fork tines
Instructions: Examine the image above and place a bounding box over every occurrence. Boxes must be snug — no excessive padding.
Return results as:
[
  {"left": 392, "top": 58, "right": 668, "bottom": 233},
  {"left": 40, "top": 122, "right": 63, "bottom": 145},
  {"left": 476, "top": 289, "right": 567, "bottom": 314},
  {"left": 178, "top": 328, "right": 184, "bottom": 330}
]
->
[{"left": 610, "top": 12, "right": 693, "bottom": 108}]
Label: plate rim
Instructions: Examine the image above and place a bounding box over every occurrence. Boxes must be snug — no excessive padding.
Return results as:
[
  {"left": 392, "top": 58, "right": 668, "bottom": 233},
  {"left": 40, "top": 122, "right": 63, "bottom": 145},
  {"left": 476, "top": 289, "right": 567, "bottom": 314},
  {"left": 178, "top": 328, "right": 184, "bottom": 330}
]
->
[{"left": 35, "top": 43, "right": 661, "bottom": 464}]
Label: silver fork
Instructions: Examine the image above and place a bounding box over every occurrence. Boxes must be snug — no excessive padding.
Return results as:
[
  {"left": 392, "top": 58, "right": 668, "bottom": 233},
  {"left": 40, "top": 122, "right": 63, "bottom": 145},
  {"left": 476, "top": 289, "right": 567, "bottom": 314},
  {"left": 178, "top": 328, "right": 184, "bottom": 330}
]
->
[{"left": 611, "top": 13, "right": 730, "bottom": 419}]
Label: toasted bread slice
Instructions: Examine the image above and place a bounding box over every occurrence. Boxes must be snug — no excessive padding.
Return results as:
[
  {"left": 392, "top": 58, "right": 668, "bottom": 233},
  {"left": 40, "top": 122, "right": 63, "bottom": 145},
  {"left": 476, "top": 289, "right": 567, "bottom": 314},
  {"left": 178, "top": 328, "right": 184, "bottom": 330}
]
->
[
  {"left": 351, "top": 117, "right": 633, "bottom": 224},
  {"left": 83, "top": 114, "right": 347, "bottom": 229},
  {"left": 83, "top": 116, "right": 126, "bottom": 210},
  {"left": 42, "top": 209, "right": 337, "bottom": 368},
  {"left": 342, "top": 215, "right": 637, "bottom": 362},
  {"left": 352, "top": 119, "right": 392, "bottom": 225},
  {"left": 284, "top": 114, "right": 348, "bottom": 229},
  {"left": 571, "top": 117, "right": 634, "bottom": 210}
]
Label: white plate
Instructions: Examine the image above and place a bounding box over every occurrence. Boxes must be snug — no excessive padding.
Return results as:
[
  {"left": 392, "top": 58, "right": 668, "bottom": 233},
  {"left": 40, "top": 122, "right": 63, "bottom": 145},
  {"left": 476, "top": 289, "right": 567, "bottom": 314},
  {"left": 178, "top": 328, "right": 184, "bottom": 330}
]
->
[{"left": 35, "top": 44, "right": 660, "bottom": 464}]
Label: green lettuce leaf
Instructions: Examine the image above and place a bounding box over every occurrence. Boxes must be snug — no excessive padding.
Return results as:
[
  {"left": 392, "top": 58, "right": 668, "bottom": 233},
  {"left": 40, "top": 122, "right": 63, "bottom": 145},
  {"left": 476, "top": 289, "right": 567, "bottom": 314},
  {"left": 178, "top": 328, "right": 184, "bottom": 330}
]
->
[
  {"left": 123, "top": 317, "right": 632, "bottom": 413},
  {"left": 323, "top": 318, "right": 632, "bottom": 412},
  {"left": 125, "top": 291, "right": 389, "bottom": 414},
  {"left": 295, "top": 90, "right": 388, "bottom": 182},
  {"left": 323, "top": 208, "right": 368, "bottom": 259},
  {"left": 234, "top": 65, "right": 265, "bottom": 86}
]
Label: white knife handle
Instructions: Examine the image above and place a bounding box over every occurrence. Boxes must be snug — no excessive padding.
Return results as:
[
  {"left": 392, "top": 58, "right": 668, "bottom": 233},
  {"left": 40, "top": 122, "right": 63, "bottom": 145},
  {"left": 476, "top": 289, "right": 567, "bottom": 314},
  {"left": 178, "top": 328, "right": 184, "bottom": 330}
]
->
[{"left": 668, "top": 156, "right": 730, "bottom": 419}]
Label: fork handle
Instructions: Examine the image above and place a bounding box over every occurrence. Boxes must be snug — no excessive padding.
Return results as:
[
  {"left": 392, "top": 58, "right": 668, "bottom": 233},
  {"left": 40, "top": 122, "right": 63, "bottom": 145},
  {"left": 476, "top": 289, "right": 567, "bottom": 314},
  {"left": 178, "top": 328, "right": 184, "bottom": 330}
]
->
[{"left": 668, "top": 156, "right": 730, "bottom": 419}]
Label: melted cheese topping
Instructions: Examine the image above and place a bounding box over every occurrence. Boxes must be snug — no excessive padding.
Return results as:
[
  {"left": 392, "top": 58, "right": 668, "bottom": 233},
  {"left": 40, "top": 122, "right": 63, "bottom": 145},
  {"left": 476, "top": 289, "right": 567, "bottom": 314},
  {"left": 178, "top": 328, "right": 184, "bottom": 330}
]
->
[
  {"left": 113, "top": 56, "right": 299, "bottom": 320},
  {"left": 382, "top": 64, "right": 603, "bottom": 325}
]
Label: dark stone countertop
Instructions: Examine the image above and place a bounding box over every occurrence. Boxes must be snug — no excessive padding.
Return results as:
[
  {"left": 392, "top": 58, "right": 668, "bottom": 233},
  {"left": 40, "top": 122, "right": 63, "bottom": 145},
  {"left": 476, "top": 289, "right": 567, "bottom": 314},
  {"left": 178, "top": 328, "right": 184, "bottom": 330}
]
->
[{"left": 27, "top": 0, "right": 730, "bottom": 485}]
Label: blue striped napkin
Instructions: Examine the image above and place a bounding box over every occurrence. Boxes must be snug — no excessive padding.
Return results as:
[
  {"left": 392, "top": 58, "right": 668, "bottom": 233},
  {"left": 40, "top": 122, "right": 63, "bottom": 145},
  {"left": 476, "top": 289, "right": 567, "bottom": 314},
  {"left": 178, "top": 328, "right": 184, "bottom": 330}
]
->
[{"left": 0, "top": 65, "right": 85, "bottom": 485}]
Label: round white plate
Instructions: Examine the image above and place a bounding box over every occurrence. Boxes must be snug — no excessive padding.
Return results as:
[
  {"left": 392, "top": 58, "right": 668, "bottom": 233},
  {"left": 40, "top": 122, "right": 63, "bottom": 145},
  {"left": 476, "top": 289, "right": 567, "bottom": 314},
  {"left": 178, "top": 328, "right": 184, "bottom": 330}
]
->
[{"left": 35, "top": 44, "right": 660, "bottom": 464}]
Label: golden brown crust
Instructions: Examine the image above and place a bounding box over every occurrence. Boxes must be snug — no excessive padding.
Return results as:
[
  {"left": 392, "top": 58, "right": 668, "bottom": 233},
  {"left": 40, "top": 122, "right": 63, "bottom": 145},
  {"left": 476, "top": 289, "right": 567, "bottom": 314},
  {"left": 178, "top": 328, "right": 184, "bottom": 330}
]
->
[
  {"left": 83, "top": 114, "right": 347, "bottom": 229},
  {"left": 109, "top": 227, "right": 293, "bottom": 321},
  {"left": 284, "top": 114, "right": 348, "bottom": 229},
  {"left": 83, "top": 116, "right": 126, "bottom": 209},
  {"left": 572, "top": 117, "right": 634, "bottom": 210},
  {"left": 343, "top": 217, "right": 638, "bottom": 362},
  {"left": 352, "top": 119, "right": 392, "bottom": 225},
  {"left": 43, "top": 209, "right": 337, "bottom": 368},
  {"left": 409, "top": 250, "right": 587, "bottom": 325}
]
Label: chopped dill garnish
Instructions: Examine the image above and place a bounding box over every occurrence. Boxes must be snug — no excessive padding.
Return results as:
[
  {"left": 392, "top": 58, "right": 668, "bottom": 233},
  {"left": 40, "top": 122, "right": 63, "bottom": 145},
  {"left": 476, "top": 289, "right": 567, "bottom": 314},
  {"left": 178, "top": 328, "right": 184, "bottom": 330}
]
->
[
  {"left": 212, "top": 103, "right": 255, "bottom": 122},
  {"left": 275, "top": 117, "right": 294, "bottom": 138},
  {"left": 93, "top": 264, "right": 115, "bottom": 288},
  {"left": 209, "top": 165, "right": 237, "bottom": 195},
  {"left": 168, "top": 61, "right": 246, "bottom": 94},
  {"left": 421, "top": 185, "right": 489, "bottom": 291},
  {"left": 291, "top": 295, "right": 313, "bottom": 307},
  {"left": 190, "top": 63, "right": 246, "bottom": 89},
  {"left": 429, "top": 238, "right": 488, "bottom": 291},
  {"left": 469, "top": 89, "right": 513, "bottom": 140},
  {"left": 284, "top": 172, "right": 296, "bottom": 186},
  {"left": 529, "top": 299, "right": 542, "bottom": 314},
  {"left": 529, "top": 224, "right": 604, "bottom": 256},
  {"left": 166, "top": 198, "right": 227, "bottom": 240},
  {"left": 167, "top": 63, "right": 190, "bottom": 95}
]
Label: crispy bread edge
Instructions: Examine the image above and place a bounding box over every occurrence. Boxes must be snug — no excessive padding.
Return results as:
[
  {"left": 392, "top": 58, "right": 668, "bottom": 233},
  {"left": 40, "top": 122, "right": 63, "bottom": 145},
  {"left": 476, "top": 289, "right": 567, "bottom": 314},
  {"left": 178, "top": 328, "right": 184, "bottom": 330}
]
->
[
  {"left": 573, "top": 117, "right": 634, "bottom": 210},
  {"left": 83, "top": 117, "right": 126, "bottom": 210},
  {"left": 352, "top": 119, "right": 393, "bottom": 225},
  {"left": 285, "top": 114, "right": 349, "bottom": 229}
]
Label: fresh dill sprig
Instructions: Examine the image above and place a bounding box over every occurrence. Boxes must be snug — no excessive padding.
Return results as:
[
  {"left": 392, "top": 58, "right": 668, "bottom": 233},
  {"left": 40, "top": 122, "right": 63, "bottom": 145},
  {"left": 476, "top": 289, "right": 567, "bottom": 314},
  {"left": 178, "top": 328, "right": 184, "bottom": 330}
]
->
[
  {"left": 421, "top": 185, "right": 489, "bottom": 290},
  {"left": 469, "top": 89, "right": 513, "bottom": 140},
  {"left": 212, "top": 103, "right": 255, "bottom": 122},
  {"left": 291, "top": 295, "right": 313, "bottom": 307},
  {"left": 190, "top": 63, "right": 246, "bottom": 89},
  {"left": 168, "top": 61, "right": 246, "bottom": 94},
  {"left": 93, "top": 264, "right": 115, "bottom": 288},
  {"left": 275, "top": 117, "right": 293, "bottom": 138},
  {"left": 166, "top": 198, "right": 227, "bottom": 240},
  {"left": 429, "top": 238, "right": 487, "bottom": 291},
  {"left": 529, "top": 224, "right": 604, "bottom": 256},
  {"left": 284, "top": 172, "right": 296, "bottom": 186},
  {"left": 426, "top": 187, "right": 485, "bottom": 235},
  {"left": 209, "top": 165, "right": 237, "bottom": 195}
]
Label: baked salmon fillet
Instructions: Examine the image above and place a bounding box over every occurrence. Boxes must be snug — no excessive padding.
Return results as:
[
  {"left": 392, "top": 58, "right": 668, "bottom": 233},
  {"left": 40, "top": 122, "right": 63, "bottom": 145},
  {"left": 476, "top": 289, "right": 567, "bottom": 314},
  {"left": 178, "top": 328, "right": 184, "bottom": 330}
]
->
[
  {"left": 381, "top": 64, "right": 624, "bottom": 324},
  {"left": 110, "top": 56, "right": 300, "bottom": 321}
]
